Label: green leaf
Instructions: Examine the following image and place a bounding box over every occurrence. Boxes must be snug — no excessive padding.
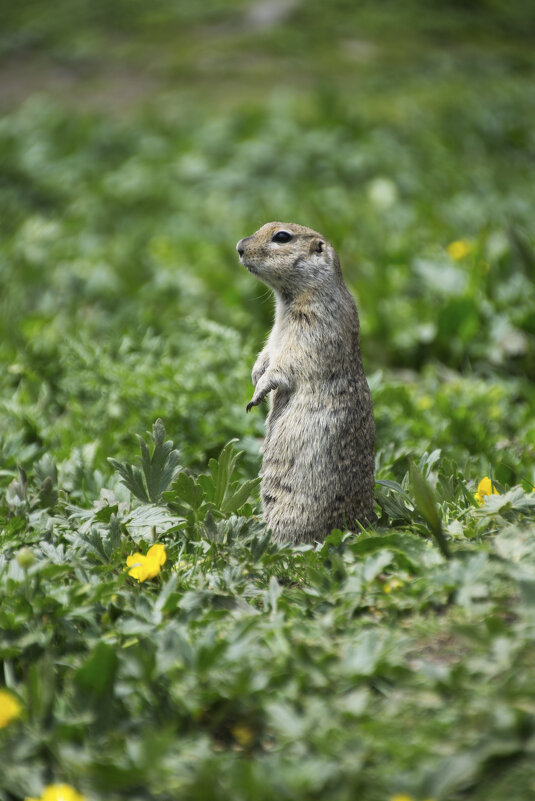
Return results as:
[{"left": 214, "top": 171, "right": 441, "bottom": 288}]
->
[
  {"left": 175, "top": 440, "right": 258, "bottom": 518},
  {"left": 250, "top": 528, "right": 273, "bottom": 562},
  {"left": 75, "top": 641, "right": 118, "bottom": 698},
  {"left": 76, "top": 528, "right": 114, "bottom": 563},
  {"left": 376, "top": 479, "right": 413, "bottom": 522},
  {"left": 376, "top": 479, "right": 414, "bottom": 506},
  {"left": 93, "top": 504, "right": 119, "bottom": 524},
  {"left": 139, "top": 419, "right": 181, "bottom": 503},
  {"left": 126, "top": 504, "right": 184, "bottom": 529},
  {"left": 409, "top": 460, "right": 451, "bottom": 559},
  {"left": 342, "top": 630, "right": 388, "bottom": 676},
  {"left": 437, "top": 297, "right": 480, "bottom": 343},
  {"left": 221, "top": 477, "right": 261, "bottom": 514},
  {"left": 268, "top": 575, "right": 281, "bottom": 611},
  {"left": 208, "top": 439, "right": 239, "bottom": 508},
  {"left": 108, "top": 418, "right": 181, "bottom": 503},
  {"left": 107, "top": 458, "right": 149, "bottom": 503},
  {"left": 155, "top": 573, "right": 179, "bottom": 613},
  {"left": 362, "top": 550, "right": 394, "bottom": 582},
  {"left": 351, "top": 533, "right": 428, "bottom": 569},
  {"left": 163, "top": 471, "right": 206, "bottom": 512},
  {"left": 27, "top": 655, "right": 55, "bottom": 725}
]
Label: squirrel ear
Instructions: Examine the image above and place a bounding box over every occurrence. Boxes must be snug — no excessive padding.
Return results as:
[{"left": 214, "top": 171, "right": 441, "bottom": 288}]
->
[{"left": 312, "top": 238, "right": 325, "bottom": 254}]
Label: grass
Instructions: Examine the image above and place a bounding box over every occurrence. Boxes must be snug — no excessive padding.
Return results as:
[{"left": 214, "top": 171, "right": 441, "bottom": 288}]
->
[{"left": 1, "top": 2, "right": 535, "bottom": 799}]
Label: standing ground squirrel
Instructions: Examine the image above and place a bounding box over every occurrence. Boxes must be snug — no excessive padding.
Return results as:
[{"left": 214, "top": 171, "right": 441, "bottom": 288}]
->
[{"left": 237, "top": 221, "right": 375, "bottom": 543}]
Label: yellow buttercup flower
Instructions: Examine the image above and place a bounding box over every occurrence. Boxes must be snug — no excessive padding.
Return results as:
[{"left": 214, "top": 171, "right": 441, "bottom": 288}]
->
[
  {"left": 0, "top": 689, "right": 21, "bottom": 727},
  {"left": 389, "top": 796, "right": 436, "bottom": 801},
  {"left": 383, "top": 578, "right": 404, "bottom": 594},
  {"left": 474, "top": 476, "right": 500, "bottom": 506},
  {"left": 25, "top": 784, "right": 87, "bottom": 801},
  {"left": 127, "top": 543, "right": 167, "bottom": 582},
  {"left": 232, "top": 723, "right": 255, "bottom": 747},
  {"left": 447, "top": 239, "right": 472, "bottom": 260}
]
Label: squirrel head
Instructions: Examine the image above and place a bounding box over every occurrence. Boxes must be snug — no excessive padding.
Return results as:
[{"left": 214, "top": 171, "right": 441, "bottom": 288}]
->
[{"left": 236, "top": 222, "right": 342, "bottom": 300}]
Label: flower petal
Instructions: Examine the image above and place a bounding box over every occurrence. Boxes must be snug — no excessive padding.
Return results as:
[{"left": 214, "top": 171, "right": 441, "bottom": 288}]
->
[
  {"left": 40, "top": 784, "right": 87, "bottom": 801},
  {"left": 477, "top": 477, "right": 493, "bottom": 496},
  {"left": 0, "top": 689, "right": 21, "bottom": 727},
  {"left": 147, "top": 543, "right": 167, "bottom": 566},
  {"left": 126, "top": 553, "right": 145, "bottom": 568},
  {"left": 140, "top": 557, "right": 162, "bottom": 580},
  {"left": 474, "top": 476, "right": 500, "bottom": 506},
  {"left": 128, "top": 564, "right": 146, "bottom": 581},
  {"left": 126, "top": 544, "right": 166, "bottom": 582}
]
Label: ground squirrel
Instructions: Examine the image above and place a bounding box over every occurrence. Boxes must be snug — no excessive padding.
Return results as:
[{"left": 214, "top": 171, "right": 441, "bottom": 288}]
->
[{"left": 236, "top": 221, "right": 375, "bottom": 543}]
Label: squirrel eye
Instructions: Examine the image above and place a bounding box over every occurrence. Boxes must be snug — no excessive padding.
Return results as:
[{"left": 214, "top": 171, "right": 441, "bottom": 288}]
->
[{"left": 272, "top": 231, "right": 293, "bottom": 243}]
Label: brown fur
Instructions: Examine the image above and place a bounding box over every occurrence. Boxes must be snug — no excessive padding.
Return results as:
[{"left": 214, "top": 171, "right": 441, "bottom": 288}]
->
[{"left": 237, "top": 222, "right": 375, "bottom": 543}]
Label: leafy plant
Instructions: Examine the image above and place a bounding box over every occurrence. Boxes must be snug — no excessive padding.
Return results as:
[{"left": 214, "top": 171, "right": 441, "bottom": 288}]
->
[
  {"left": 108, "top": 418, "right": 181, "bottom": 503},
  {"left": 409, "top": 459, "right": 451, "bottom": 559},
  {"left": 163, "top": 439, "right": 260, "bottom": 536}
]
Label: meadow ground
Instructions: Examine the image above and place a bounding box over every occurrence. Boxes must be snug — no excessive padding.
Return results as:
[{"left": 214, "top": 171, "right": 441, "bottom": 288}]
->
[{"left": 1, "top": 2, "right": 535, "bottom": 799}]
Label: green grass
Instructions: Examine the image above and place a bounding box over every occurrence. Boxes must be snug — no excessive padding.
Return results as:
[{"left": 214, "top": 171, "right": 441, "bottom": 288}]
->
[{"left": 1, "top": 2, "right": 535, "bottom": 799}]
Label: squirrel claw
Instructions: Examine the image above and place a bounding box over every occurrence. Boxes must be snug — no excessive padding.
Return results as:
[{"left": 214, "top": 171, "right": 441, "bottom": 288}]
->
[{"left": 246, "top": 401, "right": 254, "bottom": 413}]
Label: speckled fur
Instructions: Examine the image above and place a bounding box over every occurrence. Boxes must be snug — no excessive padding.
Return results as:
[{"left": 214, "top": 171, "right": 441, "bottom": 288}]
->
[{"left": 236, "top": 221, "right": 375, "bottom": 544}]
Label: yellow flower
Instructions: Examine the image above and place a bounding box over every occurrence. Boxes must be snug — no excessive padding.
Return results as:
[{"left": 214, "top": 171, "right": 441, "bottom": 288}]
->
[
  {"left": 474, "top": 476, "right": 500, "bottom": 506},
  {"left": 389, "top": 797, "right": 437, "bottom": 801},
  {"left": 232, "top": 723, "right": 255, "bottom": 747},
  {"left": 447, "top": 239, "right": 472, "bottom": 260},
  {"left": 127, "top": 543, "right": 167, "bottom": 582},
  {"left": 0, "top": 689, "right": 21, "bottom": 727},
  {"left": 25, "top": 784, "right": 87, "bottom": 801},
  {"left": 383, "top": 578, "right": 404, "bottom": 594},
  {"left": 416, "top": 395, "right": 433, "bottom": 411}
]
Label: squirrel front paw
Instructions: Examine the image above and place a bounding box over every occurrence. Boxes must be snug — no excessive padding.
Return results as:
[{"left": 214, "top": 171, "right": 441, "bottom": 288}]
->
[
  {"left": 246, "top": 388, "right": 267, "bottom": 413},
  {"left": 246, "top": 372, "right": 274, "bottom": 412},
  {"left": 246, "top": 371, "right": 290, "bottom": 412},
  {"left": 252, "top": 353, "right": 270, "bottom": 388}
]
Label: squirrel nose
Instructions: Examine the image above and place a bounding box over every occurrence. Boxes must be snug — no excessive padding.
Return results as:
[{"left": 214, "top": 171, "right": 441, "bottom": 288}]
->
[{"left": 237, "top": 235, "right": 253, "bottom": 257}]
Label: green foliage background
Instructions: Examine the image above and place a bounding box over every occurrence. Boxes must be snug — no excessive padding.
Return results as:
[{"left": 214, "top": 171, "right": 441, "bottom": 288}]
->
[{"left": 1, "top": 1, "right": 535, "bottom": 799}]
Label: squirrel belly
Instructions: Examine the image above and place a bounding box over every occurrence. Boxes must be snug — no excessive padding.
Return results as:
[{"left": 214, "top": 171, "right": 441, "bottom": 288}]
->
[
  {"left": 261, "top": 379, "right": 375, "bottom": 543},
  {"left": 237, "top": 221, "right": 375, "bottom": 544}
]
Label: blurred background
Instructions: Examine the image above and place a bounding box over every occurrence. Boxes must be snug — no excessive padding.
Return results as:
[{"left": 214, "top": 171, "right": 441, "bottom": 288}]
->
[{"left": 1, "top": 0, "right": 535, "bottom": 482}]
